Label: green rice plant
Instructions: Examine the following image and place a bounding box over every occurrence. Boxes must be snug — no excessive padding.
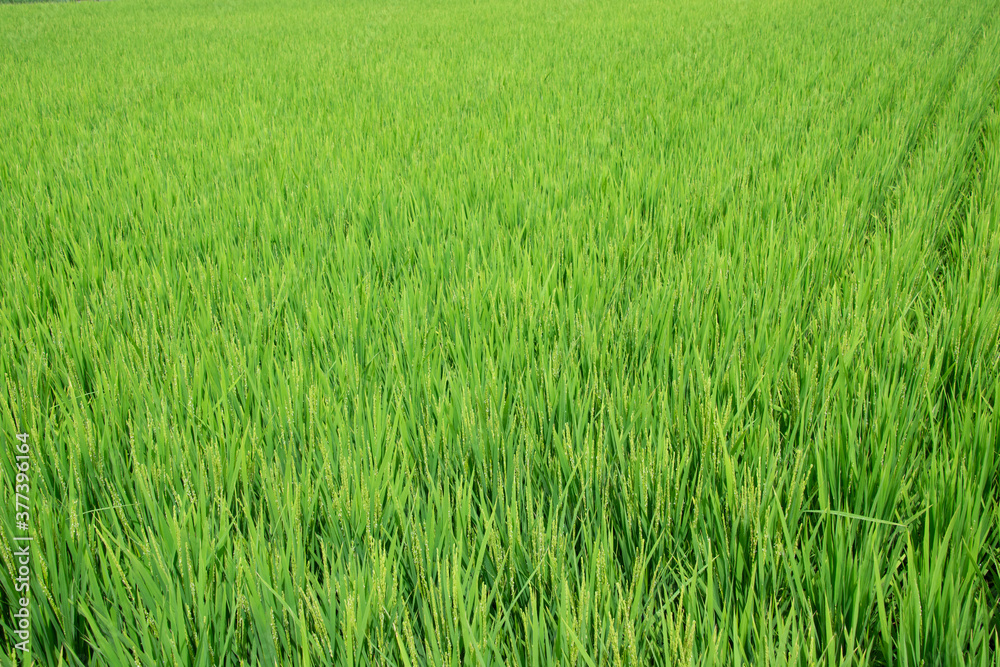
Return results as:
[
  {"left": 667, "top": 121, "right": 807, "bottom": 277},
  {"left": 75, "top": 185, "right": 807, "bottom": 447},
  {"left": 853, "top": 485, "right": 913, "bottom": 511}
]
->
[{"left": 0, "top": 0, "right": 998, "bottom": 664}]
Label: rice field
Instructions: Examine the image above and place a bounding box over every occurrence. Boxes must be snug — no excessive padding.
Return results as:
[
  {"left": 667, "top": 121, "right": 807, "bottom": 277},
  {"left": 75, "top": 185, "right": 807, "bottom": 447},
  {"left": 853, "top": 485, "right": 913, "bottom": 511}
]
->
[{"left": 1, "top": 0, "right": 999, "bottom": 664}]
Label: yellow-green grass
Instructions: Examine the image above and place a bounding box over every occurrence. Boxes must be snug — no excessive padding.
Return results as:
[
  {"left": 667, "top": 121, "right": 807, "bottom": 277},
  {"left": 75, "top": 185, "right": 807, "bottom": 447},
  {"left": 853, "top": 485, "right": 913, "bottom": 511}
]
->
[{"left": 1, "top": 0, "right": 998, "bottom": 664}]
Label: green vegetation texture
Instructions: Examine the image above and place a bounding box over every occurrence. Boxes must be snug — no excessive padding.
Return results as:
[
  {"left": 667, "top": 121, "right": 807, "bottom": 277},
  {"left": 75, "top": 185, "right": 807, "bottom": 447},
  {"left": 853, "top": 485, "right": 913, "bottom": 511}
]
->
[{"left": 1, "top": 0, "right": 999, "bottom": 664}]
